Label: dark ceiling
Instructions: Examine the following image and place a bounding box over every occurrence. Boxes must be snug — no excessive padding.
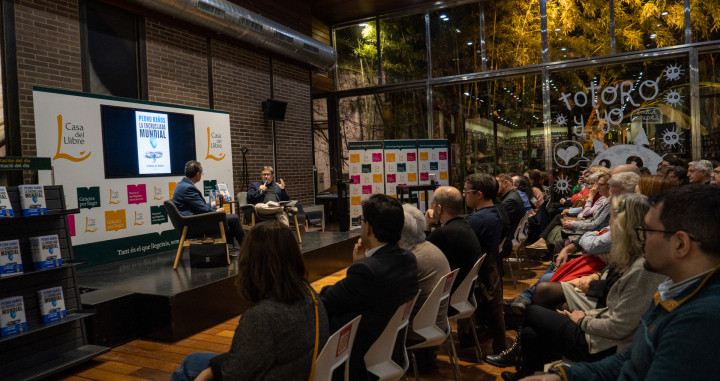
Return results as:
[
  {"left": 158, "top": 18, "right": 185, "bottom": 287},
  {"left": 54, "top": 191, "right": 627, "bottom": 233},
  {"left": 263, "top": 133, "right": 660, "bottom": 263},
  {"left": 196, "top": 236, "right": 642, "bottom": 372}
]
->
[{"left": 311, "top": 0, "right": 444, "bottom": 26}]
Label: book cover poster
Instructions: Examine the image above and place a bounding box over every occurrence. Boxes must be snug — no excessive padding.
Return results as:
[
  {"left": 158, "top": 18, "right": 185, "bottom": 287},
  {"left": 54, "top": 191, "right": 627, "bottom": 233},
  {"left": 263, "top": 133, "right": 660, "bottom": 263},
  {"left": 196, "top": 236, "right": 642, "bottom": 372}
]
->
[
  {"left": 37, "top": 286, "right": 67, "bottom": 323},
  {"left": 0, "top": 296, "right": 27, "bottom": 336},
  {"left": 0, "top": 240, "right": 23, "bottom": 277},
  {"left": 418, "top": 139, "right": 449, "bottom": 212},
  {"left": 135, "top": 111, "right": 171, "bottom": 175},
  {"left": 383, "top": 140, "right": 419, "bottom": 198},
  {"left": 348, "top": 141, "right": 384, "bottom": 229}
]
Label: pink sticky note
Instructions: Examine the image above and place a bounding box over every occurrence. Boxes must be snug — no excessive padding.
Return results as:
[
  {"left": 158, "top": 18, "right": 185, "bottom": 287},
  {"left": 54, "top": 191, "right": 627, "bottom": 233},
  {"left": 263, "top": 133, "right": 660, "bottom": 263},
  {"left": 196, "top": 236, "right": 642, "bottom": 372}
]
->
[
  {"left": 420, "top": 173, "right": 429, "bottom": 181},
  {"left": 127, "top": 184, "right": 147, "bottom": 205},
  {"left": 372, "top": 153, "right": 382, "bottom": 162},
  {"left": 68, "top": 215, "right": 76, "bottom": 237},
  {"left": 387, "top": 174, "right": 396, "bottom": 183},
  {"left": 407, "top": 152, "right": 416, "bottom": 161},
  {"left": 351, "top": 175, "right": 361, "bottom": 184},
  {"left": 362, "top": 185, "right": 372, "bottom": 194},
  {"left": 439, "top": 151, "right": 447, "bottom": 160}
]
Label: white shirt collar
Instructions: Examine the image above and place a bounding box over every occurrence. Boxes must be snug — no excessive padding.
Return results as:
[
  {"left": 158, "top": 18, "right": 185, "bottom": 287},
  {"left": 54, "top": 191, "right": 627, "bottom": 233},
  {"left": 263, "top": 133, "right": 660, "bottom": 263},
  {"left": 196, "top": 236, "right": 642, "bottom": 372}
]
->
[
  {"left": 365, "top": 244, "right": 386, "bottom": 258},
  {"left": 658, "top": 268, "right": 714, "bottom": 301}
]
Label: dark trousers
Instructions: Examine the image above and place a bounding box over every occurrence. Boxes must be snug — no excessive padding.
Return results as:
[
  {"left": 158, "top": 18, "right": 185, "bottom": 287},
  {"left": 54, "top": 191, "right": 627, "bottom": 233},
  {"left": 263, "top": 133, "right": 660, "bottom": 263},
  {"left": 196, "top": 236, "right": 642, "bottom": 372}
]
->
[
  {"left": 520, "top": 305, "right": 615, "bottom": 373},
  {"left": 540, "top": 214, "right": 564, "bottom": 240},
  {"left": 225, "top": 213, "right": 245, "bottom": 246},
  {"left": 473, "top": 253, "right": 506, "bottom": 353}
]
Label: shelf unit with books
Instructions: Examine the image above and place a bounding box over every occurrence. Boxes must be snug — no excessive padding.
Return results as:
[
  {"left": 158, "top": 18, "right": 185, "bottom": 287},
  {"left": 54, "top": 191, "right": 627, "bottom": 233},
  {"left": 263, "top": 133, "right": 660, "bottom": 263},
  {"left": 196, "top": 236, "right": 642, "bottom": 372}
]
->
[{"left": 0, "top": 185, "right": 108, "bottom": 381}]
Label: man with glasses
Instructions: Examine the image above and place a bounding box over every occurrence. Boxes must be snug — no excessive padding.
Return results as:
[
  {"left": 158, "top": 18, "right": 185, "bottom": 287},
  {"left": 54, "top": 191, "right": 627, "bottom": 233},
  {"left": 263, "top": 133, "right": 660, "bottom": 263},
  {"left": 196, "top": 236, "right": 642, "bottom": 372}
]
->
[
  {"left": 247, "top": 166, "right": 291, "bottom": 226},
  {"left": 172, "top": 160, "right": 245, "bottom": 247},
  {"left": 687, "top": 160, "right": 713, "bottom": 185},
  {"left": 524, "top": 185, "right": 720, "bottom": 381}
]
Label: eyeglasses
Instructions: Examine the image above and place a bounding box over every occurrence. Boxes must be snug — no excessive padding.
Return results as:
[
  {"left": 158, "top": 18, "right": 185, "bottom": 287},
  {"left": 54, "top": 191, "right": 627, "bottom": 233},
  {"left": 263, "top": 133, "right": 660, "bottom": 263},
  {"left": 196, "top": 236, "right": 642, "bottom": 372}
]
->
[
  {"left": 462, "top": 189, "right": 477, "bottom": 195},
  {"left": 634, "top": 226, "right": 699, "bottom": 244},
  {"left": 261, "top": 173, "right": 273, "bottom": 177}
]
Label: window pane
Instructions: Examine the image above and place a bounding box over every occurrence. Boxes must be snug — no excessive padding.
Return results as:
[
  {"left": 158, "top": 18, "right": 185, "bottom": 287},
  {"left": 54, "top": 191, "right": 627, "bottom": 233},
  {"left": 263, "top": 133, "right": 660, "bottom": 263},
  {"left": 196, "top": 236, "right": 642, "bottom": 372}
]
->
[
  {"left": 313, "top": 98, "right": 331, "bottom": 192},
  {"left": 691, "top": 0, "right": 720, "bottom": 42},
  {"left": 432, "top": 73, "right": 544, "bottom": 187},
  {"left": 335, "top": 22, "right": 379, "bottom": 90},
  {"left": 338, "top": 95, "right": 382, "bottom": 174},
  {"left": 483, "top": 0, "right": 542, "bottom": 70},
  {"left": 380, "top": 14, "right": 427, "bottom": 83},
  {"left": 547, "top": 0, "right": 610, "bottom": 62},
  {"left": 699, "top": 51, "right": 720, "bottom": 161},
  {"left": 377, "top": 89, "right": 428, "bottom": 139},
  {"left": 429, "top": 3, "right": 482, "bottom": 77},
  {"left": 549, "top": 57, "right": 690, "bottom": 197},
  {"left": 615, "top": 0, "right": 685, "bottom": 53}
]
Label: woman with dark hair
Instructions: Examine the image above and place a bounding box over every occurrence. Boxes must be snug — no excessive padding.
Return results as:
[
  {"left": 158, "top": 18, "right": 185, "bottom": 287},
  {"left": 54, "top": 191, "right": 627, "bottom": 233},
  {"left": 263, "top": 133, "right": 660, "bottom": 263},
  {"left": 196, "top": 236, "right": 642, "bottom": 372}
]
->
[{"left": 172, "top": 221, "right": 329, "bottom": 381}]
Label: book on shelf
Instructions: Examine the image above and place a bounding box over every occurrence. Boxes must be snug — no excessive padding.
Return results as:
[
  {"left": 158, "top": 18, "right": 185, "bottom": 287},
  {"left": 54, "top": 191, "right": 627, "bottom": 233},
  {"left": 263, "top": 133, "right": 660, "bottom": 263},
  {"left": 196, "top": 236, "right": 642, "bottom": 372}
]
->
[
  {"left": 18, "top": 184, "right": 47, "bottom": 217},
  {"left": 0, "top": 186, "right": 14, "bottom": 217},
  {"left": 0, "top": 239, "right": 23, "bottom": 277},
  {"left": 29, "top": 234, "right": 62, "bottom": 270},
  {"left": 0, "top": 296, "right": 27, "bottom": 336},
  {"left": 37, "top": 286, "right": 67, "bottom": 323}
]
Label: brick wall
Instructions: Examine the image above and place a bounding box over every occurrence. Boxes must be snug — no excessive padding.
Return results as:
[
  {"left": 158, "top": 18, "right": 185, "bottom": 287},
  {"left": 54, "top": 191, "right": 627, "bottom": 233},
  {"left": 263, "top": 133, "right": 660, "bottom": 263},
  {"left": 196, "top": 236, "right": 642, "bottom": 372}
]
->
[
  {"left": 145, "top": 19, "right": 209, "bottom": 108},
  {"left": 210, "top": 40, "right": 272, "bottom": 193},
  {"left": 273, "top": 60, "right": 314, "bottom": 205},
  {"left": 15, "top": 0, "right": 82, "bottom": 167}
]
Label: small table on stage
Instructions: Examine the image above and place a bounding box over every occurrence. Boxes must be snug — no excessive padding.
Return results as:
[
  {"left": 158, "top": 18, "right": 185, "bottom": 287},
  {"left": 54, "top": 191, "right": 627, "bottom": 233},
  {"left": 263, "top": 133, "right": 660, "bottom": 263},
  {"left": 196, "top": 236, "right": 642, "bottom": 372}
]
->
[{"left": 396, "top": 184, "right": 437, "bottom": 210}]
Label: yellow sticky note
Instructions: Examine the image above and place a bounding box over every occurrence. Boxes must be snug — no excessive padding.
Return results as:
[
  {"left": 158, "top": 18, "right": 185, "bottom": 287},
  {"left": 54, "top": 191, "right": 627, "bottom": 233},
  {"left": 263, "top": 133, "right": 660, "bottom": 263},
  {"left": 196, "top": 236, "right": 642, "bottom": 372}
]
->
[
  {"left": 350, "top": 154, "right": 360, "bottom": 163},
  {"left": 351, "top": 196, "right": 362, "bottom": 206},
  {"left": 420, "top": 152, "right": 429, "bottom": 161},
  {"left": 440, "top": 172, "right": 448, "bottom": 180},
  {"left": 373, "top": 174, "right": 383, "bottom": 183},
  {"left": 386, "top": 153, "right": 396, "bottom": 162},
  {"left": 408, "top": 173, "right": 417, "bottom": 182}
]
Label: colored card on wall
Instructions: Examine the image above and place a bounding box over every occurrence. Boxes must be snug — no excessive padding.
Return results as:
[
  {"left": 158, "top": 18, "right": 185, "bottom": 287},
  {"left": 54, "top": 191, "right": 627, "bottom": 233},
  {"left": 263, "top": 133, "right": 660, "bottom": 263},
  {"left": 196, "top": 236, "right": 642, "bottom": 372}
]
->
[
  {"left": 407, "top": 152, "right": 416, "bottom": 161},
  {"left": 151, "top": 205, "right": 168, "bottom": 225},
  {"left": 105, "top": 210, "right": 126, "bottom": 232},
  {"left": 351, "top": 196, "right": 362, "bottom": 206},
  {"left": 362, "top": 185, "right": 372, "bottom": 194},
  {"left": 397, "top": 163, "right": 406, "bottom": 172},
  {"left": 361, "top": 164, "right": 372, "bottom": 173},
  {"left": 420, "top": 152, "right": 429, "bottom": 161},
  {"left": 373, "top": 174, "right": 383, "bottom": 183},
  {"left": 387, "top": 174, "right": 396, "bottom": 183},
  {"left": 203, "top": 180, "right": 217, "bottom": 196},
  {"left": 350, "top": 154, "right": 360, "bottom": 163},
  {"left": 408, "top": 173, "right": 417, "bottom": 182},
  {"left": 127, "top": 184, "right": 147, "bottom": 205},
  {"left": 351, "top": 175, "right": 361, "bottom": 184},
  {"left": 372, "top": 153, "right": 382, "bottom": 162},
  {"left": 67, "top": 215, "right": 76, "bottom": 237},
  {"left": 439, "top": 151, "right": 447, "bottom": 160},
  {"left": 77, "top": 187, "right": 101, "bottom": 209},
  {"left": 386, "top": 153, "right": 396, "bottom": 162},
  {"left": 420, "top": 173, "right": 429, "bottom": 181},
  {"left": 430, "top": 162, "right": 438, "bottom": 170},
  {"left": 440, "top": 172, "right": 448, "bottom": 180},
  {"left": 168, "top": 182, "right": 178, "bottom": 198}
]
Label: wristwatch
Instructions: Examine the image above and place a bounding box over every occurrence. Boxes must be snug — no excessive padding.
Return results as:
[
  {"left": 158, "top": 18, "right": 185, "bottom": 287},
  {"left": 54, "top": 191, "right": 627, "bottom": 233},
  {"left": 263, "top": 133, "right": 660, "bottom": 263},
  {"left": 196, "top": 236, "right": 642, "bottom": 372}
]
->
[{"left": 548, "top": 365, "right": 567, "bottom": 380}]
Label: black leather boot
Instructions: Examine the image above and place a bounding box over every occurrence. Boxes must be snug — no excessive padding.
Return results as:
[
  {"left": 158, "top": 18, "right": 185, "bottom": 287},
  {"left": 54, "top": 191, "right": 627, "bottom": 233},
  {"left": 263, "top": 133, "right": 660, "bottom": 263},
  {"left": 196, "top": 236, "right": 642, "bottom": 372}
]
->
[{"left": 483, "top": 337, "right": 520, "bottom": 367}]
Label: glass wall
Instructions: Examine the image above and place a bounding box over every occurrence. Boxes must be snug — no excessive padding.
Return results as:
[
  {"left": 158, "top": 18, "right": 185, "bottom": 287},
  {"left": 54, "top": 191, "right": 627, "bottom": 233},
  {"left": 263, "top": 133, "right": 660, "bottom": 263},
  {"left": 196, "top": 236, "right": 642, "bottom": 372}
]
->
[
  {"left": 699, "top": 51, "right": 720, "bottom": 160},
  {"left": 429, "top": 3, "right": 482, "bottom": 77},
  {"left": 547, "top": 0, "right": 610, "bottom": 61},
  {"left": 335, "top": 21, "right": 379, "bottom": 90},
  {"left": 313, "top": 98, "right": 331, "bottom": 192},
  {"left": 482, "top": 0, "right": 542, "bottom": 69},
  {"left": 615, "top": 0, "right": 685, "bottom": 52},
  {"left": 380, "top": 13, "right": 427, "bottom": 83},
  {"left": 691, "top": 2, "right": 720, "bottom": 42}
]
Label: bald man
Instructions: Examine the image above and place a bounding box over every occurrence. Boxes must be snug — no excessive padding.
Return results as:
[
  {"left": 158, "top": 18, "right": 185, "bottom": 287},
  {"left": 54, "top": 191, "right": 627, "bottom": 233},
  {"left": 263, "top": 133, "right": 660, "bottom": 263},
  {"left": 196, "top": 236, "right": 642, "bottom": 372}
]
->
[{"left": 611, "top": 164, "right": 641, "bottom": 175}]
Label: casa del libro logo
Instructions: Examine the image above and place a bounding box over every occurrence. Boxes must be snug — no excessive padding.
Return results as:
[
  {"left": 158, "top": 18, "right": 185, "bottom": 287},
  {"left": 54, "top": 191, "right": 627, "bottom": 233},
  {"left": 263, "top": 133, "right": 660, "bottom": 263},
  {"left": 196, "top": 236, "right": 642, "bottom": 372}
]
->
[
  {"left": 54, "top": 114, "right": 91, "bottom": 162},
  {"left": 205, "top": 126, "right": 226, "bottom": 161}
]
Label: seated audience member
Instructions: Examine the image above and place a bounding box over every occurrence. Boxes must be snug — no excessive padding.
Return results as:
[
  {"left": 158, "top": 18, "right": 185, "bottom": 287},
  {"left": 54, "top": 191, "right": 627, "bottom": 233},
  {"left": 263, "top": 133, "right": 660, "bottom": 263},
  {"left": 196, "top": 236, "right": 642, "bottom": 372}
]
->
[
  {"left": 511, "top": 175, "right": 533, "bottom": 212},
  {"left": 493, "top": 194, "right": 664, "bottom": 380},
  {"left": 563, "top": 173, "right": 605, "bottom": 219},
  {"left": 687, "top": 159, "right": 713, "bottom": 184},
  {"left": 173, "top": 160, "right": 245, "bottom": 246},
  {"left": 559, "top": 173, "right": 611, "bottom": 235},
  {"left": 610, "top": 164, "right": 641, "bottom": 175},
  {"left": 525, "top": 169, "right": 551, "bottom": 204},
  {"left": 246, "top": 166, "right": 291, "bottom": 226},
  {"left": 320, "top": 194, "right": 418, "bottom": 381},
  {"left": 171, "top": 221, "right": 329, "bottom": 381},
  {"left": 635, "top": 174, "right": 677, "bottom": 196},
  {"left": 464, "top": 174, "right": 506, "bottom": 355},
  {"left": 712, "top": 164, "right": 720, "bottom": 187},
  {"left": 401, "top": 204, "right": 450, "bottom": 365},
  {"left": 425, "top": 186, "right": 483, "bottom": 291},
  {"left": 497, "top": 173, "right": 526, "bottom": 258},
  {"left": 607, "top": 171, "right": 639, "bottom": 196},
  {"left": 638, "top": 166, "right": 652, "bottom": 176},
  {"left": 664, "top": 165, "right": 688, "bottom": 185},
  {"left": 521, "top": 185, "right": 720, "bottom": 381}
]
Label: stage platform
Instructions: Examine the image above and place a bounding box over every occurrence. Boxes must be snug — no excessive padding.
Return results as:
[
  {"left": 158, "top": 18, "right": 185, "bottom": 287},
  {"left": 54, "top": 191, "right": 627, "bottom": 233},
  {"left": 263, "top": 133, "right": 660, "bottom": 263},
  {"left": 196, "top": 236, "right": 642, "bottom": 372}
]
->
[{"left": 77, "top": 230, "right": 359, "bottom": 344}]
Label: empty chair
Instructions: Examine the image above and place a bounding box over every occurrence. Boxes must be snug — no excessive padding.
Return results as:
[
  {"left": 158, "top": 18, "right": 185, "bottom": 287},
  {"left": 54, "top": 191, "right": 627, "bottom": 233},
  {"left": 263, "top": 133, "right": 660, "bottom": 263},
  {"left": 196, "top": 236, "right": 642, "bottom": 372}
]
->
[
  {"left": 447, "top": 254, "right": 487, "bottom": 363},
  {"left": 164, "top": 200, "right": 229, "bottom": 270},
  {"left": 365, "top": 292, "right": 420, "bottom": 381},
  {"left": 407, "top": 269, "right": 460, "bottom": 381},
  {"left": 313, "top": 315, "right": 362, "bottom": 381}
]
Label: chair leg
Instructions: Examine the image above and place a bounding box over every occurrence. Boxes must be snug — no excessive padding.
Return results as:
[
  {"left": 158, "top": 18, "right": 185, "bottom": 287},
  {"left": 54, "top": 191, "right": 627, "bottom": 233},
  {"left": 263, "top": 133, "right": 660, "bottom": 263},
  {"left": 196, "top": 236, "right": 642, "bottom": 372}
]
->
[
  {"left": 445, "top": 338, "right": 462, "bottom": 381},
  {"left": 219, "top": 221, "right": 230, "bottom": 265},
  {"left": 173, "top": 226, "right": 188, "bottom": 270},
  {"left": 410, "top": 351, "right": 420, "bottom": 381},
  {"left": 293, "top": 214, "right": 302, "bottom": 244},
  {"left": 469, "top": 312, "right": 483, "bottom": 362},
  {"left": 506, "top": 255, "right": 518, "bottom": 289}
]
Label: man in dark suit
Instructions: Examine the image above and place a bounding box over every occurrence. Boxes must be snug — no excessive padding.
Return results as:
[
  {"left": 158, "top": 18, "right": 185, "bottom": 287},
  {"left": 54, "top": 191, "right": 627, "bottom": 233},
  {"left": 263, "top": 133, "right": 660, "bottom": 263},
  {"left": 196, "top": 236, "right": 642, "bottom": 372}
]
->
[
  {"left": 320, "top": 194, "right": 419, "bottom": 381},
  {"left": 497, "top": 173, "right": 526, "bottom": 258},
  {"left": 172, "top": 160, "right": 245, "bottom": 246},
  {"left": 247, "top": 166, "right": 291, "bottom": 226}
]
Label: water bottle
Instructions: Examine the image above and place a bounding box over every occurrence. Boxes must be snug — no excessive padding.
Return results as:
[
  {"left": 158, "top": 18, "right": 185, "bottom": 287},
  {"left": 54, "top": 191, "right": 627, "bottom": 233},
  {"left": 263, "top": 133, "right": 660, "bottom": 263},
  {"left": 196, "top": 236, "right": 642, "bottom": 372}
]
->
[{"left": 210, "top": 190, "right": 216, "bottom": 209}]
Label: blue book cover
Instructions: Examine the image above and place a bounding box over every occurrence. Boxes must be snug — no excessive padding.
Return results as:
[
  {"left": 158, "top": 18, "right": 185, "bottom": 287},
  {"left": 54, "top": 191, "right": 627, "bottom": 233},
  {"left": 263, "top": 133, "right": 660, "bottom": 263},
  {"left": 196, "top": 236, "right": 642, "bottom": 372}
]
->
[
  {"left": 37, "top": 286, "right": 67, "bottom": 323},
  {"left": 0, "top": 186, "right": 13, "bottom": 217},
  {"left": 0, "top": 296, "right": 27, "bottom": 336},
  {"left": 0, "top": 239, "right": 23, "bottom": 277},
  {"left": 18, "top": 184, "right": 47, "bottom": 217}
]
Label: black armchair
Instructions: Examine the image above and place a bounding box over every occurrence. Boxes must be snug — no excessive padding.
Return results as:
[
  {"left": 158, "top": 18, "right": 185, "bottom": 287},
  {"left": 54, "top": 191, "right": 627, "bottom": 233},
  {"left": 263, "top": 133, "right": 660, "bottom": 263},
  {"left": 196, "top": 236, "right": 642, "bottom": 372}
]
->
[{"left": 164, "top": 200, "right": 230, "bottom": 269}]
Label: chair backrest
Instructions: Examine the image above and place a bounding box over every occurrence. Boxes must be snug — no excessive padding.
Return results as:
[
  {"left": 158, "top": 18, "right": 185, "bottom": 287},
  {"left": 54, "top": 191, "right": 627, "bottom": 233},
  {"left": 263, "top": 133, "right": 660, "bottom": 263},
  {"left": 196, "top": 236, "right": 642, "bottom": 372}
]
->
[
  {"left": 164, "top": 200, "right": 184, "bottom": 234},
  {"left": 512, "top": 210, "right": 533, "bottom": 247},
  {"left": 313, "top": 315, "right": 362, "bottom": 381},
  {"left": 237, "top": 191, "right": 249, "bottom": 205},
  {"left": 411, "top": 269, "right": 458, "bottom": 338},
  {"left": 448, "top": 254, "right": 486, "bottom": 319},
  {"left": 364, "top": 291, "right": 419, "bottom": 377}
]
